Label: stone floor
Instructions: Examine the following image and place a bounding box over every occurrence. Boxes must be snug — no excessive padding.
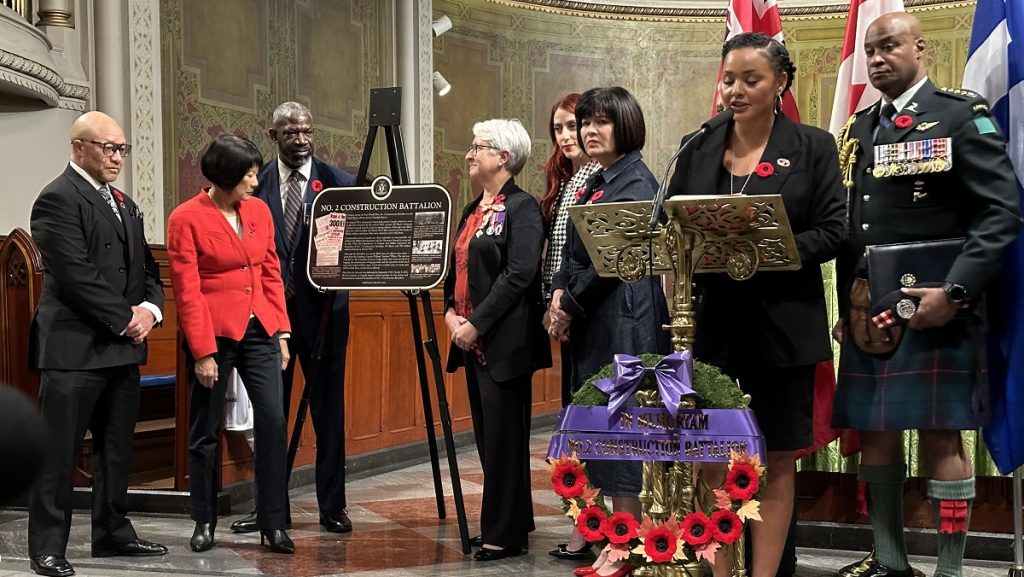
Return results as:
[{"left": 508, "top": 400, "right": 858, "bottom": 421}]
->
[{"left": 0, "top": 435, "right": 1010, "bottom": 577}]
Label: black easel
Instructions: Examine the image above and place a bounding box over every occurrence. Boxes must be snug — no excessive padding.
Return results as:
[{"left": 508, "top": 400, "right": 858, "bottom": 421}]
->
[{"left": 286, "top": 87, "right": 470, "bottom": 554}]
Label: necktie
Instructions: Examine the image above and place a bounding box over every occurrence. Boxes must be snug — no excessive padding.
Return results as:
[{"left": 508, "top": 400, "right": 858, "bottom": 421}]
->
[
  {"left": 98, "top": 185, "right": 122, "bottom": 222},
  {"left": 878, "top": 102, "right": 897, "bottom": 130},
  {"left": 284, "top": 170, "right": 303, "bottom": 243}
]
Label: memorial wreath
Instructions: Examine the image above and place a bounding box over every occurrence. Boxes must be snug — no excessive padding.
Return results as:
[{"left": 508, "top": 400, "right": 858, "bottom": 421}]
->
[{"left": 548, "top": 353, "right": 767, "bottom": 567}]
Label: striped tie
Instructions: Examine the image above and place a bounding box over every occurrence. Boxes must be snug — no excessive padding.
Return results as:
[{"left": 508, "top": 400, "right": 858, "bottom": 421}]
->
[{"left": 284, "top": 170, "right": 303, "bottom": 244}]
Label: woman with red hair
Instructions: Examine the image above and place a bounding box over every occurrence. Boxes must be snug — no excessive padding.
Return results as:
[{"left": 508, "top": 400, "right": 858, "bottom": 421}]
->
[{"left": 541, "top": 93, "right": 600, "bottom": 562}]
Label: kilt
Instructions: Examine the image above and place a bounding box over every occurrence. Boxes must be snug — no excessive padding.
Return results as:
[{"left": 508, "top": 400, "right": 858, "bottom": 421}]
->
[{"left": 832, "top": 317, "right": 987, "bottom": 431}]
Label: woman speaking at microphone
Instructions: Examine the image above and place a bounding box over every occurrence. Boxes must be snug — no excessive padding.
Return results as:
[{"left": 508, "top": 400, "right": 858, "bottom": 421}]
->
[{"left": 665, "top": 33, "right": 845, "bottom": 577}]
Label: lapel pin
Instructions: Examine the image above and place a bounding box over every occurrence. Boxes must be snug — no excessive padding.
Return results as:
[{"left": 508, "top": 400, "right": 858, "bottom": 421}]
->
[
  {"left": 915, "top": 121, "right": 940, "bottom": 132},
  {"left": 905, "top": 102, "right": 919, "bottom": 113},
  {"left": 776, "top": 158, "right": 790, "bottom": 167}
]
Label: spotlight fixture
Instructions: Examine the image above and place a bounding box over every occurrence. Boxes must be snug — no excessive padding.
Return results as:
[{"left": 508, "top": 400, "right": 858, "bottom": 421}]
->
[
  {"left": 433, "top": 71, "right": 451, "bottom": 97},
  {"left": 432, "top": 15, "right": 453, "bottom": 37}
]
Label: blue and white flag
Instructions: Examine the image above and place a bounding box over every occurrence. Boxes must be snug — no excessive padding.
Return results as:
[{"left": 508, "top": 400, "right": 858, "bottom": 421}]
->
[{"left": 963, "top": 0, "right": 1024, "bottom": 475}]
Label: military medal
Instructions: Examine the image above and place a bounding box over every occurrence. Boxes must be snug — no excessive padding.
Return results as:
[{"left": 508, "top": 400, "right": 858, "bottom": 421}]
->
[{"left": 896, "top": 298, "right": 918, "bottom": 319}]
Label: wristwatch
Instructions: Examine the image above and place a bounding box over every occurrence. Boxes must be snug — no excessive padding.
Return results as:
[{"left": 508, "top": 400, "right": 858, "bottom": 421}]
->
[{"left": 943, "top": 282, "right": 968, "bottom": 303}]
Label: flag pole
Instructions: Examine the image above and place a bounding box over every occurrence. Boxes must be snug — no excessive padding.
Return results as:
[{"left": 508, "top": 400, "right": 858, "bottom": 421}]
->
[{"left": 1012, "top": 467, "right": 1023, "bottom": 577}]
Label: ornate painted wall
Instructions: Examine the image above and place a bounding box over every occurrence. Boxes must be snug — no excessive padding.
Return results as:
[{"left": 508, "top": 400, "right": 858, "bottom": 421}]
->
[
  {"left": 433, "top": 0, "right": 976, "bottom": 210},
  {"left": 159, "top": 0, "right": 393, "bottom": 216}
]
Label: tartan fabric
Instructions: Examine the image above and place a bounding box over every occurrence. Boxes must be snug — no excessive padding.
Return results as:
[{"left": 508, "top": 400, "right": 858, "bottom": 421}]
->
[
  {"left": 833, "top": 318, "right": 988, "bottom": 431},
  {"left": 542, "top": 160, "right": 602, "bottom": 293}
]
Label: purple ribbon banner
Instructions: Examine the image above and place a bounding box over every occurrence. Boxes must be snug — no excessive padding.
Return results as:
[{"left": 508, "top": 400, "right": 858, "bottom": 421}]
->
[
  {"left": 546, "top": 405, "right": 765, "bottom": 463},
  {"left": 594, "top": 352, "right": 694, "bottom": 418}
]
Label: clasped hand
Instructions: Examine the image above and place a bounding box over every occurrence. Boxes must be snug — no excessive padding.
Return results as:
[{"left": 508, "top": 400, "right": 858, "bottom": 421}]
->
[
  {"left": 125, "top": 305, "right": 156, "bottom": 344},
  {"left": 546, "top": 289, "right": 571, "bottom": 342},
  {"left": 445, "top": 311, "right": 479, "bottom": 351},
  {"left": 901, "top": 286, "right": 965, "bottom": 329}
]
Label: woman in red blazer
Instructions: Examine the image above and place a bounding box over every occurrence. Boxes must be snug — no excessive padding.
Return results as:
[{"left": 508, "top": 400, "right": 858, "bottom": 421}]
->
[{"left": 167, "top": 134, "right": 293, "bottom": 555}]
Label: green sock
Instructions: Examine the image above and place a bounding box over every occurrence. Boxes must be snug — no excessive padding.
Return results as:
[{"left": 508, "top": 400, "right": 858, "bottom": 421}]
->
[
  {"left": 927, "top": 478, "right": 975, "bottom": 577},
  {"left": 859, "top": 464, "right": 910, "bottom": 571}
]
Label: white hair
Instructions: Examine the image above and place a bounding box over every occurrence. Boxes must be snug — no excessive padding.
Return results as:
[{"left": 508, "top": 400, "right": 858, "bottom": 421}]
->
[
  {"left": 471, "top": 118, "right": 532, "bottom": 176},
  {"left": 272, "top": 102, "right": 312, "bottom": 126}
]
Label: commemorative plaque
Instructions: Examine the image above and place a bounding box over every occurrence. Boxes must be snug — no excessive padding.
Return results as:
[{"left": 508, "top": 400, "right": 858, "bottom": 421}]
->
[{"left": 306, "top": 175, "right": 452, "bottom": 291}]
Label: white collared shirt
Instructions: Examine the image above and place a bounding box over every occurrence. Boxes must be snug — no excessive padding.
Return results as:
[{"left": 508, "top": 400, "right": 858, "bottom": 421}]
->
[{"left": 277, "top": 157, "right": 312, "bottom": 207}]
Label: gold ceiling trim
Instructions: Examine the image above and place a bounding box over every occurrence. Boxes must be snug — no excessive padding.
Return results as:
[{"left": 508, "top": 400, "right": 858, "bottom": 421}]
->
[{"left": 483, "top": 0, "right": 975, "bottom": 22}]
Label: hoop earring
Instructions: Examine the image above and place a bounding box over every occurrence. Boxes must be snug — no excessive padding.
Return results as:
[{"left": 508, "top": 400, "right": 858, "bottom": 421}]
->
[{"left": 775, "top": 93, "right": 784, "bottom": 114}]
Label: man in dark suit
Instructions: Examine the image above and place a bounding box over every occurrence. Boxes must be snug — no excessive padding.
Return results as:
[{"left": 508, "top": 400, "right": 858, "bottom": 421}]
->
[
  {"left": 28, "top": 111, "right": 167, "bottom": 577},
  {"left": 231, "top": 101, "right": 356, "bottom": 534},
  {"left": 832, "top": 13, "right": 1021, "bottom": 577}
]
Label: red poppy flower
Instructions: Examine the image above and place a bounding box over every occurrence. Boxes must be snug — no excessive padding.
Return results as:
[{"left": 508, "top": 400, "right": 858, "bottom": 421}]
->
[
  {"left": 551, "top": 461, "right": 588, "bottom": 499},
  {"left": 311, "top": 179, "right": 324, "bottom": 193},
  {"left": 755, "top": 162, "right": 774, "bottom": 177},
  {"left": 590, "top": 190, "right": 604, "bottom": 202},
  {"left": 601, "top": 512, "right": 640, "bottom": 544},
  {"left": 680, "top": 511, "right": 713, "bottom": 546},
  {"left": 112, "top": 189, "right": 124, "bottom": 202},
  {"left": 576, "top": 506, "right": 607, "bottom": 542},
  {"left": 574, "top": 187, "right": 587, "bottom": 201},
  {"left": 642, "top": 526, "right": 678, "bottom": 563},
  {"left": 711, "top": 509, "right": 743, "bottom": 544},
  {"left": 894, "top": 115, "right": 913, "bottom": 129},
  {"left": 725, "top": 463, "right": 760, "bottom": 501}
]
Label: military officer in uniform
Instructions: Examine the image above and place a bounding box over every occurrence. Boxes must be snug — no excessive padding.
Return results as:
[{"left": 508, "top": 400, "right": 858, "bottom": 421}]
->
[{"left": 832, "top": 12, "right": 1021, "bottom": 577}]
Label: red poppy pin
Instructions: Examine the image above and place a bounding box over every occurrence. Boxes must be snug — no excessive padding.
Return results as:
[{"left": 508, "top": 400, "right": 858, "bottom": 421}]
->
[
  {"left": 894, "top": 115, "right": 913, "bottom": 129},
  {"left": 310, "top": 179, "right": 323, "bottom": 193},
  {"left": 589, "top": 190, "right": 604, "bottom": 203},
  {"left": 574, "top": 187, "right": 587, "bottom": 202},
  {"left": 755, "top": 162, "right": 775, "bottom": 178},
  {"left": 248, "top": 221, "right": 256, "bottom": 237}
]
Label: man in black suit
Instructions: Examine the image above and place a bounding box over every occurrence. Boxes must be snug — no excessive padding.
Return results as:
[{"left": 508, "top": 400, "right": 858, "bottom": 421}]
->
[
  {"left": 28, "top": 111, "right": 167, "bottom": 577},
  {"left": 832, "top": 13, "right": 1020, "bottom": 577},
  {"left": 231, "top": 102, "right": 356, "bottom": 534}
]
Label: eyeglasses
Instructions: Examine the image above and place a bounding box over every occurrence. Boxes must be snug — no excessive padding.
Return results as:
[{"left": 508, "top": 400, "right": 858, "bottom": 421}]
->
[
  {"left": 468, "top": 143, "right": 500, "bottom": 156},
  {"left": 76, "top": 140, "right": 132, "bottom": 158}
]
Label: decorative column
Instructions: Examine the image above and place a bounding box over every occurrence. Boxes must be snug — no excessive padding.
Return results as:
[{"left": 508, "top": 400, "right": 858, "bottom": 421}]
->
[
  {"left": 127, "top": 0, "right": 165, "bottom": 240},
  {"left": 36, "top": 0, "right": 73, "bottom": 27},
  {"left": 396, "top": 0, "right": 434, "bottom": 183}
]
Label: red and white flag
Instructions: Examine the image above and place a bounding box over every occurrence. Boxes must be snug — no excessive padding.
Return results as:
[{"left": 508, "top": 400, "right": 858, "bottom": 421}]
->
[
  {"left": 711, "top": 0, "right": 800, "bottom": 121},
  {"left": 827, "top": 0, "right": 906, "bottom": 134}
]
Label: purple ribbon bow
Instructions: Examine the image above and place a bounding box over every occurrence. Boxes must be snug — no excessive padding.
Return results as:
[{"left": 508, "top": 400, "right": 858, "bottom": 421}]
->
[{"left": 593, "top": 351, "right": 696, "bottom": 418}]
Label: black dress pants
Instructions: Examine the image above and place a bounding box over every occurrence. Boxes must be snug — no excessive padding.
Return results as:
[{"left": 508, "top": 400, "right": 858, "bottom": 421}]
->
[
  {"left": 464, "top": 353, "right": 535, "bottom": 548},
  {"left": 29, "top": 365, "right": 141, "bottom": 556},
  {"left": 188, "top": 320, "right": 288, "bottom": 529}
]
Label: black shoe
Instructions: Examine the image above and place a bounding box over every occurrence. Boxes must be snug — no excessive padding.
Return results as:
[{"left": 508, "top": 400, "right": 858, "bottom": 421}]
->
[
  {"left": 319, "top": 511, "right": 353, "bottom": 533},
  {"left": 549, "top": 543, "right": 592, "bottom": 560},
  {"left": 469, "top": 535, "right": 484, "bottom": 548},
  {"left": 91, "top": 538, "right": 168, "bottom": 557},
  {"left": 30, "top": 555, "right": 74, "bottom": 577},
  {"left": 838, "top": 558, "right": 914, "bottom": 577},
  {"left": 260, "top": 529, "right": 295, "bottom": 554},
  {"left": 189, "top": 523, "right": 215, "bottom": 553},
  {"left": 474, "top": 545, "right": 524, "bottom": 561},
  {"left": 231, "top": 511, "right": 258, "bottom": 534}
]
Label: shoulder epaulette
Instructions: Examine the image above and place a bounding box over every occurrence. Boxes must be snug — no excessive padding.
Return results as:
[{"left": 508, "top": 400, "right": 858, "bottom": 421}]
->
[{"left": 937, "top": 86, "right": 980, "bottom": 100}]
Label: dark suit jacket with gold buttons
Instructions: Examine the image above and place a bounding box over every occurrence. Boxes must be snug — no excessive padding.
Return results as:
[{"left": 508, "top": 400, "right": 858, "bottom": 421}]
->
[{"left": 836, "top": 79, "right": 1021, "bottom": 312}]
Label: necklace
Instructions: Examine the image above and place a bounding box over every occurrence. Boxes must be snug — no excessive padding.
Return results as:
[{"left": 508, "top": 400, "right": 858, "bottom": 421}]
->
[{"left": 729, "top": 164, "right": 754, "bottom": 196}]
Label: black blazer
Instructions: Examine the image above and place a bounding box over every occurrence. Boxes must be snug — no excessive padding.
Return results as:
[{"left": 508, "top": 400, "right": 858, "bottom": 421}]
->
[
  {"left": 444, "top": 179, "right": 552, "bottom": 382},
  {"left": 665, "top": 114, "right": 846, "bottom": 370},
  {"left": 30, "top": 165, "right": 164, "bottom": 370},
  {"left": 253, "top": 156, "right": 356, "bottom": 354}
]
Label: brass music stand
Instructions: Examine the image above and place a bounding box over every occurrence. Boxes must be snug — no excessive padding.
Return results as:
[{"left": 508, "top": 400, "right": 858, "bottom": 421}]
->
[{"left": 566, "top": 194, "right": 801, "bottom": 577}]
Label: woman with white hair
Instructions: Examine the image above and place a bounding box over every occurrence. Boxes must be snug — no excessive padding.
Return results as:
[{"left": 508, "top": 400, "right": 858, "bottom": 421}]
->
[{"left": 443, "top": 118, "right": 551, "bottom": 561}]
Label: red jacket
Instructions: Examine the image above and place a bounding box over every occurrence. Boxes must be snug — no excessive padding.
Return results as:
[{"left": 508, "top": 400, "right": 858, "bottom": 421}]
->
[{"left": 168, "top": 190, "right": 290, "bottom": 359}]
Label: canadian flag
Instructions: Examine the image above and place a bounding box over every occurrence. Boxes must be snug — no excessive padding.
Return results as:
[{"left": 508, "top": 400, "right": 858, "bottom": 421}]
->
[
  {"left": 712, "top": 0, "right": 800, "bottom": 121},
  {"left": 827, "top": 0, "right": 907, "bottom": 134}
]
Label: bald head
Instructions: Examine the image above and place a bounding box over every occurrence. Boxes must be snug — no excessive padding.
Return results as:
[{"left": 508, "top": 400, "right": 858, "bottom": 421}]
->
[
  {"left": 864, "top": 12, "right": 927, "bottom": 100},
  {"left": 70, "top": 111, "right": 128, "bottom": 185}
]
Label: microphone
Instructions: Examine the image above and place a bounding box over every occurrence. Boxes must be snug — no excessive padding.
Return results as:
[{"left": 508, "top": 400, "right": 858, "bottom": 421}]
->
[{"left": 648, "top": 108, "right": 734, "bottom": 231}]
